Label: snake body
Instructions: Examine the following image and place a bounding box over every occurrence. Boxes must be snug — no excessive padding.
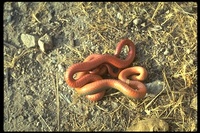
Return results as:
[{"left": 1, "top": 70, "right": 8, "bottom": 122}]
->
[{"left": 64, "top": 39, "right": 148, "bottom": 101}]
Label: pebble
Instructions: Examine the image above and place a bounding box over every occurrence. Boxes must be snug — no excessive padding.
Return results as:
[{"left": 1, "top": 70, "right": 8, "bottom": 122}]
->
[
  {"left": 28, "top": 53, "right": 34, "bottom": 59},
  {"left": 117, "top": 12, "right": 123, "bottom": 20},
  {"left": 91, "top": 45, "right": 96, "bottom": 52},
  {"left": 163, "top": 49, "right": 169, "bottom": 55},
  {"left": 58, "top": 64, "right": 65, "bottom": 73},
  {"left": 21, "top": 34, "right": 37, "bottom": 48},
  {"left": 133, "top": 18, "right": 142, "bottom": 26},
  {"left": 38, "top": 34, "right": 53, "bottom": 53},
  {"left": 17, "top": 49, "right": 23, "bottom": 54},
  {"left": 186, "top": 49, "right": 190, "bottom": 54},
  {"left": 58, "top": 79, "right": 64, "bottom": 85},
  {"left": 145, "top": 80, "right": 165, "bottom": 96},
  {"left": 141, "top": 22, "right": 146, "bottom": 27},
  {"left": 180, "top": 40, "right": 185, "bottom": 44},
  {"left": 117, "top": 12, "right": 124, "bottom": 24}
]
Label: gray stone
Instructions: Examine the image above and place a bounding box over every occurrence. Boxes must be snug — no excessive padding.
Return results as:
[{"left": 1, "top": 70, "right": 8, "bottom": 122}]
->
[
  {"left": 21, "top": 34, "right": 37, "bottom": 48},
  {"left": 164, "top": 49, "right": 169, "bottom": 55},
  {"left": 145, "top": 80, "right": 165, "bottom": 96},
  {"left": 58, "top": 64, "right": 65, "bottom": 73},
  {"left": 38, "top": 34, "right": 53, "bottom": 53}
]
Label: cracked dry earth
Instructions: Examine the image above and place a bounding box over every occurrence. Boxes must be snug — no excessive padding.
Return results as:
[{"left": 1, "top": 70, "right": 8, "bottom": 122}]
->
[{"left": 4, "top": 2, "right": 197, "bottom": 131}]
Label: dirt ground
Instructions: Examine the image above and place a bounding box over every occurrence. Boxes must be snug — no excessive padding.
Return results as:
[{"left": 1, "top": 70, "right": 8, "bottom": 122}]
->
[{"left": 3, "top": 2, "right": 197, "bottom": 131}]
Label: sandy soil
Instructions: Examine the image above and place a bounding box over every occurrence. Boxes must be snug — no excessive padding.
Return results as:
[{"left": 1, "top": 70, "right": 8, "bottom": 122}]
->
[{"left": 4, "top": 2, "right": 197, "bottom": 131}]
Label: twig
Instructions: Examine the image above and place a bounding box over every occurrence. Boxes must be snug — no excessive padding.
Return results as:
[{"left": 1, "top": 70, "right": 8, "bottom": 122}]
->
[
  {"left": 55, "top": 73, "right": 60, "bottom": 131},
  {"left": 4, "top": 48, "right": 38, "bottom": 68}
]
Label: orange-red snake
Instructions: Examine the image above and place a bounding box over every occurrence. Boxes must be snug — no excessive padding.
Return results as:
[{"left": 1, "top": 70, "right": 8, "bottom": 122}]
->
[{"left": 64, "top": 39, "right": 148, "bottom": 101}]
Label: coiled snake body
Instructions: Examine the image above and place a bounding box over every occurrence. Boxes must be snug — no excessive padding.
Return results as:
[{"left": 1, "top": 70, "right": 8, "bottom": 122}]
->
[{"left": 65, "top": 39, "right": 148, "bottom": 101}]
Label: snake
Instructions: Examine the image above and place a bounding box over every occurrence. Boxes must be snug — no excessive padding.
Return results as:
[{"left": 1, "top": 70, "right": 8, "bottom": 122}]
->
[
  {"left": 75, "top": 66, "right": 148, "bottom": 101},
  {"left": 64, "top": 39, "right": 148, "bottom": 101},
  {"left": 65, "top": 39, "right": 135, "bottom": 88}
]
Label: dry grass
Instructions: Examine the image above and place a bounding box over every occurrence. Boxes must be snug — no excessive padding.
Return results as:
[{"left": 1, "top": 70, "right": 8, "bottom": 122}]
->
[{"left": 4, "top": 47, "right": 39, "bottom": 68}]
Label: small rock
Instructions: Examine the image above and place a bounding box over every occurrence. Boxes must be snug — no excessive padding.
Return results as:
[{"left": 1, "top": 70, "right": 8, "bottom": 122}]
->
[
  {"left": 58, "top": 64, "right": 65, "bottom": 73},
  {"left": 28, "top": 53, "right": 34, "bottom": 59},
  {"left": 51, "top": 58, "right": 57, "bottom": 64},
  {"left": 117, "top": 12, "right": 123, "bottom": 20},
  {"left": 58, "top": 79, "right": 64, "bottom": 85},
  {"left": 17, "top": 49, "right": 23, "bottom": 54},
  {"left": 165, "top": 10, "right": 170, "bottom": 14},
  {"left": 145, "top": 80, "right": 165, "bottom": 96},
  {"left": 164, "top": 49, "right": 169, "bottom": 55},
  {"left": 38, "top": 34, "right": 53, "bottom": 53},
  {"left": 141, "top": 22, "right": 146, "bottom": 27},
  {"left": 91, "top": 45, "right": 96, "bottom": 52},
  {"left": 21, "top": 33, "right": 37, "bottom": 48},
  {"left": 186, "top": 49, "right": 190, "bottom": 54},
  {"left": 133, "top": 18, "right": 142, "bottom": 26},
  {"left": 180, "top": 40, "right": 185, "bottom": 44},
  {"left": 117, "top": 12, "right": 124, "bottom": 24}
]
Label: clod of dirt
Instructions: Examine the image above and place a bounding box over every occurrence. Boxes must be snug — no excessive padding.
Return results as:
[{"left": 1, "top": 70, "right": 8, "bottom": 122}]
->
[
  {"left": 126, "top": 118, "right": 169, "bottom": 131},
  {"left": 38, "top": 33, "right": 53, "bottom": 53},
  {"left": 21, "top": 33, "right": 37, "bottom": 48},
  {"left": 190, "top": 96, "right": 197, "bottom": 111}
]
